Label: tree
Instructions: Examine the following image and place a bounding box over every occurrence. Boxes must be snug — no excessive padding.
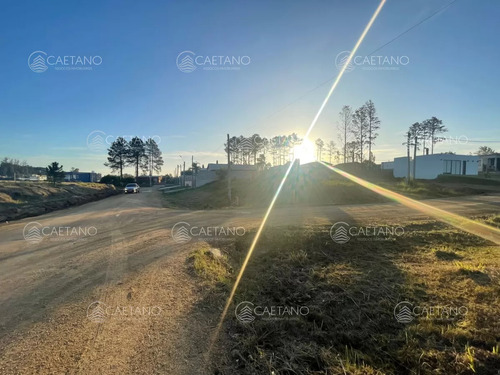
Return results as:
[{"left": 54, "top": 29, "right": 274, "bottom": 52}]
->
[
  {"left": 346, "top": 141, "right": 358, "bottom": 162},
  {"left": 46, "top": 162, "right": 65, "bottom": 185},
  {"left": 364, "top": 100, "right": 380, "bottom": 163},
  {"left": 190, "top": 161, "right": 201, "bottom": 173},
  {"left": 408, "top": 122, "right": 422, "bottom": 180},
  {"left": 338, "top": 105, "right": 353, "bottom": 163},
  {"left": 476, "top": 146, "right": 495, "bottom": 155},
  {"left": 256, "top": 153, "right": 269, "bottom": 170},
  {"left": 143, "top": 138, "right": 164, "bottom": 185},
  {"left": 326, "top": 140, "right": 336, "bottom": 164},
  {"left": 422, "top": 117, "right": 447, "bottom": 154},
  {"left": 105, "top": 137, "right": 129, "bottom": 180},
  {"left": 315, "top": 138, "right": 324, "bottom": 161},
  {"left": 352, "top": 106, "right": 369, "bottom": 162},
  {"left": 127, "top": 137, "right": 146, "bottom": 179}
]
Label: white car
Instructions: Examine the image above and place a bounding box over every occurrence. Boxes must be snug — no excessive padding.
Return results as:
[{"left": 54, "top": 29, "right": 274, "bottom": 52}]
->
[{"left": 124, "top": 183, "right": 140, "bottom": 194}]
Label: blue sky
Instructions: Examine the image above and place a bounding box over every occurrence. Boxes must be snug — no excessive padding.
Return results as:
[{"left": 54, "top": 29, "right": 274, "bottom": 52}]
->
[{"left": 1, "top": 0, "right": 499, "bottom": 175}]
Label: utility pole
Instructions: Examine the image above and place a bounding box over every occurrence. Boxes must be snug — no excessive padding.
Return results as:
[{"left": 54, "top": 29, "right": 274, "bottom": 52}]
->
[
  {"left": 149, "top": 147, "right": 153, "bottom": 187},
  {"left": 406, "top": 131, "right": 411, "bottom": 184},
  {"left": 413, "top": 135, "right": 417, "bottom": 181},
  {"left": 191, "top": 155, "right": 194, "bottom": 188},
  {"left": 227, "top": 133, "right": 231, "bottom": 204}
]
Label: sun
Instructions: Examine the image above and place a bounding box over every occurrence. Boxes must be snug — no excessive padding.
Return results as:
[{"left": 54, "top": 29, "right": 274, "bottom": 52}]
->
[{"left": 293, "top": 138, "right": 316, "bottom": 164}]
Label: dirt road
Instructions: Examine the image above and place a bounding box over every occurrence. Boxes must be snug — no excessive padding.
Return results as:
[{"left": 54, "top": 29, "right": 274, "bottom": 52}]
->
[{"left": 0, "top": 187, "right": 499, "bottom": 374}]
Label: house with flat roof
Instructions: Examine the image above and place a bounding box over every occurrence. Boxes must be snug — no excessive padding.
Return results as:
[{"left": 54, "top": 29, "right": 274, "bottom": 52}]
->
[
  {"left": 386, "top": 154, "right": 479, "bottom": 179},
  {"left": 478, "top": 153, "right": 500, "bottom": 173}
]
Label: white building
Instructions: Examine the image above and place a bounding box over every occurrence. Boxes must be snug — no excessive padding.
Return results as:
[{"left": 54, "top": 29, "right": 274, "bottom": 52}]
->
[
  {"left": 478, "top": 153, "right": 500, "bottom": 173},
  {"left": 389, "top": 154, "right": 479, "bottom": 179},
  {"left": 182, "top": 162, "right": 258, "bottom": 188}
]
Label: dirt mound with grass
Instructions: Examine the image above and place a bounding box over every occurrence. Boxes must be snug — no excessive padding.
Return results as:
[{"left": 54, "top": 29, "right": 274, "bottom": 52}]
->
[
  {"left": 193, "top": 220, "right": 500, "bottom": 374},
  {"left": 0, "top": 182, "right": 119, "bottom": 222}
]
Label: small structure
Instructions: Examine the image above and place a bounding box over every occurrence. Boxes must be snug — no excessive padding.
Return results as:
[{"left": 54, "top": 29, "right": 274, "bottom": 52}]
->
[
  {"left": 181, "top": 162, "right": 257, "bottom": 188},
  {"left": 64, "top": 171, "right": 102, "bottom": 183},
  {"left": 478, "top": 153, "right": 500, "bottom": 173},
  {"left": 381, "top": 161, "right": 394, "bottom": 170},
  {"left": 388, "top": 154, "right": 479, "bottom": 179}
]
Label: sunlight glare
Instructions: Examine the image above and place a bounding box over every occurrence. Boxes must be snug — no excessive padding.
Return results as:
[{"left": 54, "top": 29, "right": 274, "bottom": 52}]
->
[{"left": 293, "top": 138, "right": 316, "bottom": 164}]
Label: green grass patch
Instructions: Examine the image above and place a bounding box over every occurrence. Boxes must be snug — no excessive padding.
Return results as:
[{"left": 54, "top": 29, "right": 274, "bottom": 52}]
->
[{"left": 193, "top": 217, "right": 500, "bottom": 374}]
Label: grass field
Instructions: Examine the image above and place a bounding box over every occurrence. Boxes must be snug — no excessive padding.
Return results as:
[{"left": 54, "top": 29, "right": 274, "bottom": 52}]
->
[
  {"left": 190, "top": 216, "right": 500, "bottom": 374},
  {"left": 163, "top": 163, "right": 497, "bottom": 210}
]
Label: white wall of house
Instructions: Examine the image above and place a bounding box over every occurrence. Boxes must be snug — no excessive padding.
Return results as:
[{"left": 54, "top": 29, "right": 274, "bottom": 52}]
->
[
  {"left": 183, "top": 163, "right": 258, "bottom": 188},
  {"left": 393, "top": 154, "right": 479, "bottom": 179},
  {"left": 479, "top": 154, "right": 500, "bottom": 172}
]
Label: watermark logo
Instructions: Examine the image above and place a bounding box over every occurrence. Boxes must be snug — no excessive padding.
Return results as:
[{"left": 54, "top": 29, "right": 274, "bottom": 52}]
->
[
  {"left": 23, "top": 222, "right": 97, "bottom": 243},
  {"left": 330, "top": 222, "right": 350, "bottom": 244},
  {"left": 171, "top": 221, "right": 246, "bottom": 244},
  {"left": 171, "top": 221, "right": 192, "bottom": 244},
  {"left": 335, "top": 50, "right": 409, "bottom": 72},
  {"left": 28, "top": 50, "right": 102, "bottom": 73},
  {"left": 86, "top": 130, "right": 162, "bottom": 152},
  {"left": 176, "top": 51, "right": 197, "bottom": 73},
  {"left": 237, "top": 136, "right": 265, "bottom": 154},
  {"left": 176, "top": 50, "right": 251, "bottom": 73},
  {"left": 28, "top": 51, "right": 48, "bottom": 73},
  {"left": 86, "top": 301, "right": 162, "bottom": 323},
  {"left": 87, "top": 301, "right": 107, "bottom": 323},
  {"left": 394, "top": 301, "right": 468, "bottom": 324},
  {"left": 394, "top": 301, "right": 414, "bottom": 323},
  {"left": 440, "top": 135, "right": 469, "bottom": 145},
  {"left": 235, "top": 301, "right": 309, "bottom": 324},
  {"left": 87, "top": 130, "right": 107, "bottom": 152},
  {"left": 335, "top": 51, "right": 355, "bottom": 73},
  {"left": 330, "top": 222, "right": 404, "bottom": 244},
  {"left": 23, "top": 221, "right": 43, "bottom": 243},
  {"left": 235, "top": 301, "right": 256, "bottom": 323}
]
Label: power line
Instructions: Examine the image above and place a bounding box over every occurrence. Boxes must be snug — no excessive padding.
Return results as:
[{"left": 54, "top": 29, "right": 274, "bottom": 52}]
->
[
  {"left": 248, "top": 0, "right": 460, "bottom": 130},
  {"left": 367, "top": 0, "right": 460, "bottom": 56}
]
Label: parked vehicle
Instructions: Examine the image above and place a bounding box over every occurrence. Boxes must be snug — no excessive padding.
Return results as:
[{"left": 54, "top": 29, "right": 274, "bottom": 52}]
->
[{"left": 124, "top": 183, "right": 140, "bottom": 194}]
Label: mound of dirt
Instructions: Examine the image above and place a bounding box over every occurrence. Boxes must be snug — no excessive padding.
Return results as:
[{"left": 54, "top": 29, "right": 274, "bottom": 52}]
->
[{"left": 0, "top": 182, "right": 119, "bottom": 222}]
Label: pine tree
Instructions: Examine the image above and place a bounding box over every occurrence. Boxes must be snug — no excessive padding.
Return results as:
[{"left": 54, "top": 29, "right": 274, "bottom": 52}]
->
[{"left": 104, "top": 137, "right": 129, "bottom": 180}]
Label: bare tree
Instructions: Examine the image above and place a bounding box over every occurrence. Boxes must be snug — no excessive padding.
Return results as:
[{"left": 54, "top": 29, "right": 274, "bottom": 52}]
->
[
  {"left": 422, "top": 117, "right": 447, "bottom": 154},
  {"left": 315, "top": 138, "right": 324, "bottom": 161},
  {"left": 326, "top": 140, "right": 336, "bottom": 164},
  {"left": 338, "top": 105, "right": 353, "bottom": 164},
  {"left": 351, "top": 106, "right": 368, "bottom": 163},
  {"left": 364, "top": 100, "right": 380, "bottom": 163}
]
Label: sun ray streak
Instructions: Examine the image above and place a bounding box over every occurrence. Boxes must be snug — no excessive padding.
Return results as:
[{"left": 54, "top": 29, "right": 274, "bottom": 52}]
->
[
  {"left": 319, "top": 161, "right": 500, "bottom": 245},
  {"left": 207, "top": 0, "right": 387, "bottom": 355}
]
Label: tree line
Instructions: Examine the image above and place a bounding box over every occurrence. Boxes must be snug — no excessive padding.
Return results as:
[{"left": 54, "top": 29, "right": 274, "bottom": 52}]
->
[
  {"left": 404, "top": 117, "right": 447, "bottom": 156},
  {"left": 0, "top": 158, "right": 45, "bottom": 178},
  {"left": 224, "top": 99, "right": 381, "bottom": 169},
  {"left": 225, "top": 134, "right": 301, "bottom": 168},
  {"left": 105, "top": 137, "right": 164, "bottom": 180},
  {"left": 337, "top": 100, "right": 380, "bottom": 164}
]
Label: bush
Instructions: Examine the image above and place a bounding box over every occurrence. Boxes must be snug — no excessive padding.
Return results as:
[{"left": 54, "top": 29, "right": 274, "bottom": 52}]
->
[{"left": 99, "top": 175, "right": 135, "bottom": 187}]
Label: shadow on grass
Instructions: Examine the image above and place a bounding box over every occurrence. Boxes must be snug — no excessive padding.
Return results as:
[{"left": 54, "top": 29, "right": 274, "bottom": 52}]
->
[
  {"left": 435, "top": 250, "right": 463, "bottom": 261},
  {"left": 458, "top": 269, "right": 492, "bottom": 286},
  {"left": 188, "top": 219, "right": 500, "bottom": 374}
]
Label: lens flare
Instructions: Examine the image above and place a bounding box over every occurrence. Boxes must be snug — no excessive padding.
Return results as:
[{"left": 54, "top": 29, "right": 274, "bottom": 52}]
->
[
  {"left": 320, "top": 161, "right": 500, "bottom": 245},
  {"left": 293, "top": 138, "right": 316, "bottom": 164},
  {"left": 207, "top": 0, "right": 388, "bottom": 356}
]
